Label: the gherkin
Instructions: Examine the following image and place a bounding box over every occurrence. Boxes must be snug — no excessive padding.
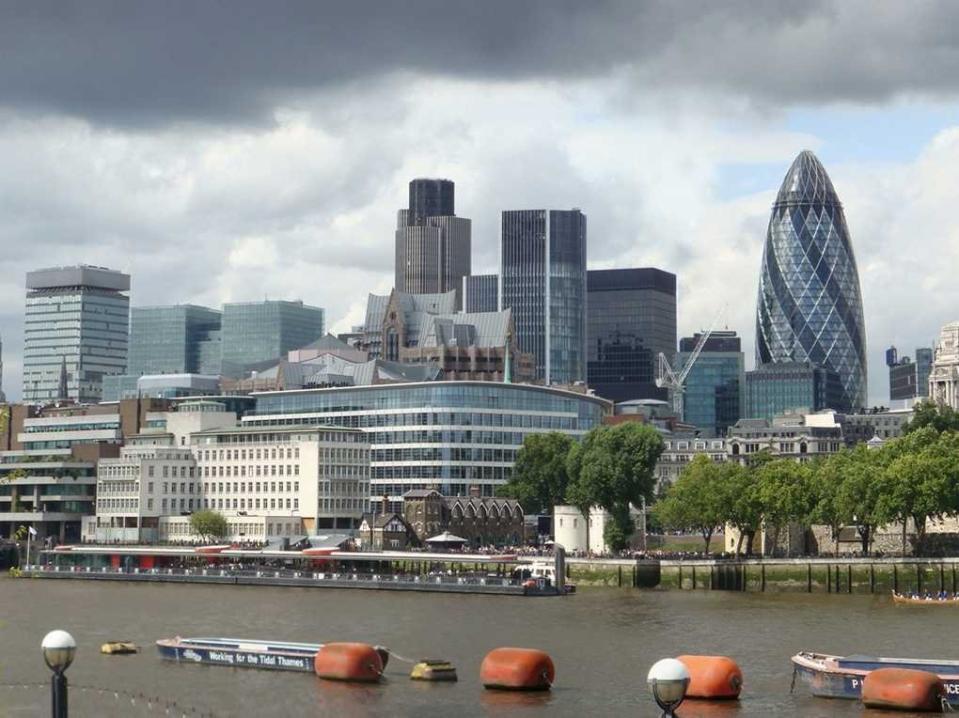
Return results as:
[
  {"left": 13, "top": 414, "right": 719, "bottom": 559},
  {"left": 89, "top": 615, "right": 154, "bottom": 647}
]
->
[{"left": 756, "top": 150, "right": 867, "bottom": 410}]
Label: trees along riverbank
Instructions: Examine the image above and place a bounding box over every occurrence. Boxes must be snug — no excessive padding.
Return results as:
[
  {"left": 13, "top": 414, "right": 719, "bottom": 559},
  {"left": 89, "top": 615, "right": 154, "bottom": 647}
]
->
[
  {"left": 500, "top": 423, "right": 664, "bottom": 551},
  {"left": 656, "top": 404, "right": 959, "bottom": 556}
]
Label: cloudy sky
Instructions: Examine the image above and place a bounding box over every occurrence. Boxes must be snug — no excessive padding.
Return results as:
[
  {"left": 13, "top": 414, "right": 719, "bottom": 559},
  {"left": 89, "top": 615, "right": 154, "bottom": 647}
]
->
[{"left": 1, "top": 1, "right": 958, "bottom": 404}]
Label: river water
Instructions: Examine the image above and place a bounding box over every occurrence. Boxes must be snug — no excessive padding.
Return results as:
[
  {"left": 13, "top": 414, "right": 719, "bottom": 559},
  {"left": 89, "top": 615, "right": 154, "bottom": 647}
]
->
[{"left": 0, "top": 577, "right": 950, "bottom": 717}]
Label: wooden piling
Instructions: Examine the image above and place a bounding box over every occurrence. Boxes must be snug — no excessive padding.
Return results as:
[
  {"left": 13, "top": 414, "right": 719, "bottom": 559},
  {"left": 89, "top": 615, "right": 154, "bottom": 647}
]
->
[
  {"left": 807, "top": 563, "right": 812, "bottom": 593},
  {"left": 761, "top": 564, "right": 766, "bottom": 592},
  {"left": 893, "top": 564, "right": 898, "bottom": 594},
  {"left": 691, "top": 565, "right": 696, "bottom": 590},
  {"left": 869, "top": 564, "right": 875, "bottom": 594},
  {"left": 847, "top": 564, "right": 852, "bottom": 594}
]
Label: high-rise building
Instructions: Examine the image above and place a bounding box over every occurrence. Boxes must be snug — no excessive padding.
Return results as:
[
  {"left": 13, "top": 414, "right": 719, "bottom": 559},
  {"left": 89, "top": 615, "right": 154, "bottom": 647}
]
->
[
  {"left": 586, "top": 268, "right": 676, "bottom": 403},
  {"left": 745, "top": 361, "right": 843, "bottom": 421},
  {"left": 756, "top": 150, "right": 868, "bottom": 411},
  {"left": 219, "top": 300, "right": 324, "bottom": 377},
  {"left": 128, "top": 304, "right": 222, "bottom": 376},
  {"left": 395, "top": 178, "right": 471, "bottom": 308},
  {"left": 676, "top": 330, "right": 744, "bottom": 437},
  {"left": 501, "top": 209, "right": 587, "bottom": 385},
  {"left": 887, "top": 345, "right": 934, "bottom": 403},
  {"left": 463, "top": 274, "right": 499, "bottom": 313},
  {"left": 23, "top": 265, "right": 130, "bottom": 404}
]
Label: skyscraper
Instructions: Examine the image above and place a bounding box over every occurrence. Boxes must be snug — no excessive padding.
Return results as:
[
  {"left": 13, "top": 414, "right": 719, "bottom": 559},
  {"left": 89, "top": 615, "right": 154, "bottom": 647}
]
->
[
  {"left": 756, "top": 150, "right": 867, "bottom": 411},
  {"left": 463, "top": 274, "right": 499, "bottom": 313},
  {"left": 676, "top": 330, "right": 744, "bottom": 436},
  {"left": 220, "top": 300, "right": 324, "bottom": 377},
  {"left": 586, "top": 268, "right": 676, "bottom": 403},
  {"left": 888, "top": 345, "right": 934, "bottom": 403},
  {"left": 127, "top": 304, "right": 222, "bottom": 376},
  {"left": 22, "top": 265, "right": 130, "bottom": 404},
  {"left": 395, "top": 178, "right": 471, "bottom": 308},
  {"left": 501, "top": 209, "right": 587, "bottom": 384}
]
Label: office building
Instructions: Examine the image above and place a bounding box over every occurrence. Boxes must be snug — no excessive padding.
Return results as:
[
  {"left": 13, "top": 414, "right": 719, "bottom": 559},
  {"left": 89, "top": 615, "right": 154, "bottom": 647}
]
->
[
  {"left": 245, "top": 381, "right": 611, "bottom": 510},
  {"left": 395, "top": 179, "right": 471, "bottom": 308},
  {"left": 463, "top": 274, "right": 499, "bottom": 313},
  {"left": 756, "top": 151, "right": 867, "bottom": 411},
  {"left": 887, "top": 344, "right": 932, "bottom": 404},
  {"left": 22, "top": 265, "right": 130, "bottom": 404},
  {"left": 220, "top": 300, "right": 324, "bottom": 377},
  {"left": 501, "top": 209, "right": 587, "bottom": 385},
  {"left": 745, "top": 361, "right": 843, "bottom": 421},
  {"left": 929, "top": 321, "right": 959, "bottom": 409},
  {"left": 128, "top": 304, "right": 222, "bottom": 376},
  {"left": 355, "top": 289, "right": 535, "bottom": 382},
  {"left": 587, "top": 268, "right": 676, "bottom": 403},
  {"left": 676, "top": 330, "right": 744, "bottom": 437}
]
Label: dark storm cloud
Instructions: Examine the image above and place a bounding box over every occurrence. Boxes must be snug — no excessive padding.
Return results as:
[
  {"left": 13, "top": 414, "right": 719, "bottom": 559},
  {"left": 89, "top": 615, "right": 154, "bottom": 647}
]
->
[{"left": 2, "top": 0, "right": 956, "bottom": 127}]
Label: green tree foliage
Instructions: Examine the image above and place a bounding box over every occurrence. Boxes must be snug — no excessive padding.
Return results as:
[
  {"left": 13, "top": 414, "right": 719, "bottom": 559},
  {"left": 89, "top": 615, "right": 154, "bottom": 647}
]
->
[
  {"left": 655, "top": 455, "right": 726, "bottom": 552},
  {"left": 603, "top": 506, "right": 635, "bottom": 552},
  {"left": 722, "top": 462, "right": 762, "bottom": 556},
  {"left": 566, "top": 423, "right": 664, "bottom": 544},
  {"left": 499, "top": 432, "right": 574, "bottom": 515},
  {"left": 756, "top": 459, "right": 815, "bottom": 556},
  {"left": 903, "top": 401, "right": 959, "bottom": 435},
  {"left": 189, "top": 510, "right": 228, "bottom": 543}
]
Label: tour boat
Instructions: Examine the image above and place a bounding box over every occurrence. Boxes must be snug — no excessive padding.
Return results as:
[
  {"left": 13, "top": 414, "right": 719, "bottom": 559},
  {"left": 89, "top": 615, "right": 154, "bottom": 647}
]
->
[
  {"left": 791, "top": 651, "right": 959, "bottom": 703},
  {"left": 892, "top": 591, "right": 959, "bottom": 606},
  {"left": 157, "top": 636, "right": 391, "bottom": 673}
]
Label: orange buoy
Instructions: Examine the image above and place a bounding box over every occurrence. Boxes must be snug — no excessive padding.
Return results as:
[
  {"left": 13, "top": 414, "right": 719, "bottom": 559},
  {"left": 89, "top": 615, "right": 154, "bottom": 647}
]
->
[
  {"left": 676, "top": 655, "right": 743, "bottom": 699},
  {"left": 862, "top": 668, "right": 944, "bottom": 712},
  {"left": 480, "top": 647, "right": 554, "bottom": 691},
  {"left": 314, "top": 642, "right": 384, "bottom": 683}
]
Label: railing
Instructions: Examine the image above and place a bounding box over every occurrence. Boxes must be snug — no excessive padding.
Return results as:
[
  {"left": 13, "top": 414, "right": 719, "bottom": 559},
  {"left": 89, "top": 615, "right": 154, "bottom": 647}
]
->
[{"left": 25, "top": 564, "right": 520, "bottom": 589}]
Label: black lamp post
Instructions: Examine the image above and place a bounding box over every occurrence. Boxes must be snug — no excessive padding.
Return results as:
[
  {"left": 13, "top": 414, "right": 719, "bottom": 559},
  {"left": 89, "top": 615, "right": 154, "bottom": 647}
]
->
[{"left": 41, "top": 630, "right": 76, "bottom": 718}]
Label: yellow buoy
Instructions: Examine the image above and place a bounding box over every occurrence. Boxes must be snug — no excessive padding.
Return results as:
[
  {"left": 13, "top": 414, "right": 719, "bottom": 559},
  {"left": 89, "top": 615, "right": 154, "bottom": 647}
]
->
[
  {"left": 410, "top": 659, "right": 458, "bottom": 682},
  {"left": 101, "top": 641, "right": 139, "bottom": 655}
]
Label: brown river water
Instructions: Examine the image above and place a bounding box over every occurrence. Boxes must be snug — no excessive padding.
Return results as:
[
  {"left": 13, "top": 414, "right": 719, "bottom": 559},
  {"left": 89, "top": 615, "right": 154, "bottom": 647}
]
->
[{"left": 0, "top": 577, "right": 951, "bottom": 717}]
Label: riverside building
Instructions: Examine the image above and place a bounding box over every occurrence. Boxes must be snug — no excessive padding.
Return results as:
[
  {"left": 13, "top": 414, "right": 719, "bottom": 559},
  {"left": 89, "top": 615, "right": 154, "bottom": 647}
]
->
[
  {"left": 244, "top": 381, "right": 611, "bottom": 512},
  {"left": 22, "top": 265, "right": 131, "bottom": 404},
  {"left": 675, "top": 330, "right": 744, "bottom": 436}
]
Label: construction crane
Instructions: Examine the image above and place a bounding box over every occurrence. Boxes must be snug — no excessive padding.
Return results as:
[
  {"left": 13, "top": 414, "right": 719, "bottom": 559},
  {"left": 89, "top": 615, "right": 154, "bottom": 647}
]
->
[{"left": 656, "top": 307, "right": 726, "bottom": 420}]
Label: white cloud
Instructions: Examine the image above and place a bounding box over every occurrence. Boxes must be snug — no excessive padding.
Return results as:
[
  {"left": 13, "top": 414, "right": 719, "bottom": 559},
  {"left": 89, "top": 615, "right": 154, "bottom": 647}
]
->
[{"left": 0, "top": 75, "right": 954, "bottom": 407}]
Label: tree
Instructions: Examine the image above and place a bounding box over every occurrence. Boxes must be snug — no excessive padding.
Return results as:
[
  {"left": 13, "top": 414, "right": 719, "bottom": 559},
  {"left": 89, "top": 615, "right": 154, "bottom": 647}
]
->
[
  {"left": 833, "top": 445, "right": 887, "bottom": 554},
  {"left": 756, "top": 459, "right": 814, "bottom": 556},
  {"left": 566, "top": 423, "right": 664, "bottom": 547},
  {"left": 654, "top": 455, "right": 725, "bottom": 553},
  {"left": 189, "top": 510, "right": 228, "bottom": 543},
  {"left": 876, "top": 430, "right": 959, "bottom": 555},
  {"left": 500, "top": 432, "right": 574, "bottom": 515},
  {"left": 603, "top": 506, "right": 635, "bottom": 552},
  {"left": 903, "top": 401, "right": 959, "bottom": 435},
  {"left": 723, "top": 462, "right": 762, "bottom": 556}
]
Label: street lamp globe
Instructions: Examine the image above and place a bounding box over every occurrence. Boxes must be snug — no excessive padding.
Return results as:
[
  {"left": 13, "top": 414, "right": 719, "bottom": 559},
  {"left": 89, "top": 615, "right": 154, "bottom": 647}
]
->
[
  {"left": 41, "top": 630, "right": 77, "bottom": 673},
  {"left": 647, "top": 658, "right": 690, "bottom": 716}
]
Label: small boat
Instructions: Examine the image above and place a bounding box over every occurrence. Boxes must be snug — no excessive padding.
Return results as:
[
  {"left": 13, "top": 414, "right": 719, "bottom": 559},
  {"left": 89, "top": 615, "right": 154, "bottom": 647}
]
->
[
  {"left": 791, "top": 651, "right": 959, "bottom": 703},
  {"left": 101, "top": 641, "right": 138, "bottom": 655},
  {"left": 156, "top": 636, "right": 389, "bottom": 673},
  {"left": 892, "top": 591, "right": 959, "bottom": 606}
]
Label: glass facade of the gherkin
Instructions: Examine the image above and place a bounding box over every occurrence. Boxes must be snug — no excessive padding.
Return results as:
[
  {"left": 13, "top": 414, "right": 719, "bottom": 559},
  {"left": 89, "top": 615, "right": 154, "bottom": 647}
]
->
[{"left": 756, "top": 150, "right": 867, "bottom": 411}]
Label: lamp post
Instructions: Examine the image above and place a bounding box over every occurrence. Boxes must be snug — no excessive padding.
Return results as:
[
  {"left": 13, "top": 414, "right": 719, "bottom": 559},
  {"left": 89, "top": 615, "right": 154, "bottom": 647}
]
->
[
  {"left": 41, "top": 630, "right": 76, "bottom": 718},
  {"left": 647, "top": 658, "right": 690, "bottom": 717}
]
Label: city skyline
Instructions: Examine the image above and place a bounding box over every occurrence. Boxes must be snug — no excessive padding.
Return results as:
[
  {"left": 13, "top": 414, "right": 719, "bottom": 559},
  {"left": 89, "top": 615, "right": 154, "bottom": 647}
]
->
[{"left": 0, "top": 3, "right": 957, "bottom": 404}]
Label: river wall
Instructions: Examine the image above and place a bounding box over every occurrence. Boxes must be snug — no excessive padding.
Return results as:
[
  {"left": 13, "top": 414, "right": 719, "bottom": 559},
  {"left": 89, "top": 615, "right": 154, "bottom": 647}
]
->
[{"left": 567, "top": 558, "right": 959, "bottom": 593}]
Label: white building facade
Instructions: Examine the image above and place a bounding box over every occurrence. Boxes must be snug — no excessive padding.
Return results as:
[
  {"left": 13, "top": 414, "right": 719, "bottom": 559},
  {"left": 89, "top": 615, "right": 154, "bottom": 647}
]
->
[{"left": 929, "top": 321, "right": 959, "bottom": 409}]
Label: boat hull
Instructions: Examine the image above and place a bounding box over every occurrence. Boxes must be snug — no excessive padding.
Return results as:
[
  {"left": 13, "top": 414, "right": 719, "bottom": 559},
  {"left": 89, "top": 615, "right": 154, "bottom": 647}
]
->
[
  {"left": 157, "top": 640, "right": 317, "bottom": 672},
  {"left": 792, "top": 653, "right": 959, "bottom": 704}
]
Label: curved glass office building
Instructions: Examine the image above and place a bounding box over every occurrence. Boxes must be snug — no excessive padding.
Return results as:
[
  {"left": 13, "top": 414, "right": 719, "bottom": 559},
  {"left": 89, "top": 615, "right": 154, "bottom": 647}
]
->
[
  {"left": 246, "top": 381, "right": 610, "bottom": 507},
  {"left": 756, "top": 150, "right": 867, "bottom": 411}
]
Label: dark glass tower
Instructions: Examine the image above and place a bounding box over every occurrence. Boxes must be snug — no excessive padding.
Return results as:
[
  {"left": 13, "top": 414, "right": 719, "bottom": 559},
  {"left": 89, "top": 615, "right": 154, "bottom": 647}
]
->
[
  {"left": 586, "top": 268, "right": 675, "bottom": 402},
  {"left": 756, "top": 150, "right": 867, "bottom": 410},
  {"left": 395, "top": 178, "right": 470, "bottom": 308},
  {"left": 409, "top": 178, "right": 454, "bottom": 225},
  {"left": 501, "top": 209, "right": 587, "bottom": 384}
]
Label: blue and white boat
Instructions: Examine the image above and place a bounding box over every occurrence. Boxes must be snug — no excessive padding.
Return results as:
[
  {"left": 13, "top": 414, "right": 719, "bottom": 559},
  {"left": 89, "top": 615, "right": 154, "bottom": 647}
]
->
[
  {"left": 158, "top": 637, "right": 323, "bottom": 672},
  {"left": 791, "top": 651, "right": 959, "bottom": 704}
]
